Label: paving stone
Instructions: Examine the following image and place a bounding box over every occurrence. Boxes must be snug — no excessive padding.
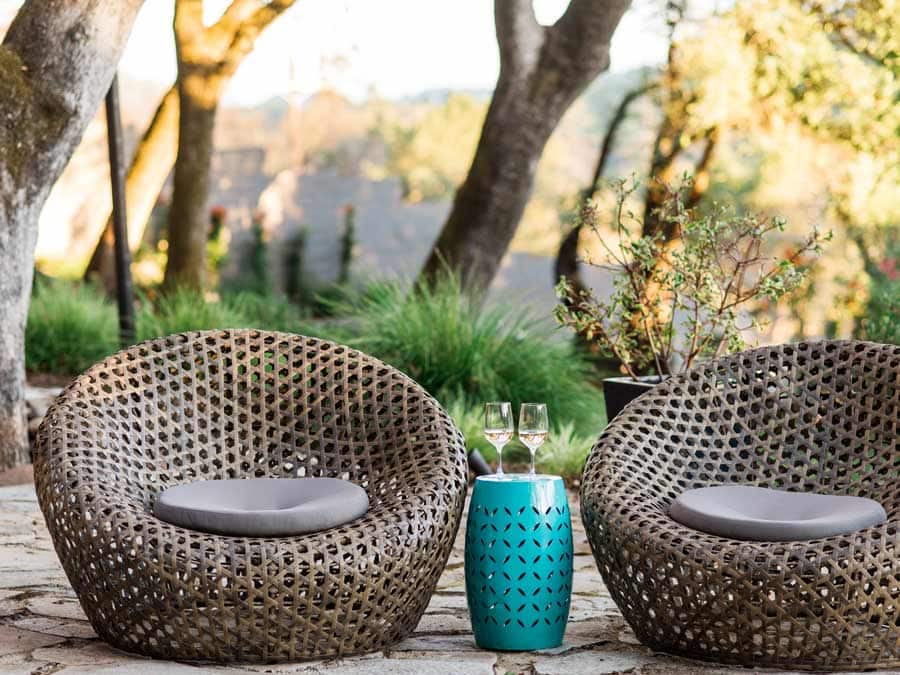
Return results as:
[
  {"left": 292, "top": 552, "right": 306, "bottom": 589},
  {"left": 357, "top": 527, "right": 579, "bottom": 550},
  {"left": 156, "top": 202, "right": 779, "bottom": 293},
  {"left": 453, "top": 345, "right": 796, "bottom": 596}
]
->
[
  {"left": 424, "top": 593, "right": 469, "bottom": 612},
  {"left": 413, "top": 612, "right": 472, "bottom": 633},
  {"left": 25, "top": 597, "right": 87, "bottom": 622},
  {"left": 252, "top": 654, "right": 497, "bottom": 675},
  {"left": 59, "top": 662, "right": 222, "bottom": 674},
  {"left": 0, "top": 570, "right": 68, "bottom": 589},
  {"left": 530, "top": 648, "right": 666, "bottom": 674},
  {"left": 0, "top": 551, "right": 63, "bottom": 572},
  {"left": 0, "top": 486, "right": 38, "bottom": 503},
  {"left": 0, "top": 626, "right": 66, "bottom": 657},
  {"left": 11, "top": 616, "right": 96, "bottom": 639},
  {"left": 0, "top": 651, "right": 35, "bottom": 675},
  {"left": 0, "top": 486, "right": 813, "bottom": 674},
  {"left": 0, "top": 599, "right": 25, "bottom": 619},
  {"left": 390, "top": 634, "right": 480, "bottom": 652},
  {"left": 32, "top": 641, "right": 132, "bottom": 667}
]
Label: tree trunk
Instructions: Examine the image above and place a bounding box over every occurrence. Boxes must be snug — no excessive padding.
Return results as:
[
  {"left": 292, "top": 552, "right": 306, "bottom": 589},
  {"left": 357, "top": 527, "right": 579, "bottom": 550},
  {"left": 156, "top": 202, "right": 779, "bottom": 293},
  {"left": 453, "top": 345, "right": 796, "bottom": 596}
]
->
[
  {"left": 421, "top": 81, "right": 559, "bottom": 291},
  {"left": 160, "top": 0, "right": 297, "bottom": 292},
  {"left": 0, "top": 0, "right": 143, "bottom": 470},
  {"left": 163, "top": 83, "right": 217, "bottom": 291},
  {"left": 555, "top": 84, "right": 653, "bottom": 294},
  {"left": 84, "top": 85, "right": 179, "bottom": 293},
  {"left": 419, "top": 0, "right": 631, "bottom": 292}
]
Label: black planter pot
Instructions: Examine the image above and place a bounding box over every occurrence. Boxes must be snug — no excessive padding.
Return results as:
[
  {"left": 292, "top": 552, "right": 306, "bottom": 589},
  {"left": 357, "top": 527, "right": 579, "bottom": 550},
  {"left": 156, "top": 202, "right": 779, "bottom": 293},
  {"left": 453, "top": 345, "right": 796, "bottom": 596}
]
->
[{"left": 603, "top": 375, "right": 663, "bottom": 422}]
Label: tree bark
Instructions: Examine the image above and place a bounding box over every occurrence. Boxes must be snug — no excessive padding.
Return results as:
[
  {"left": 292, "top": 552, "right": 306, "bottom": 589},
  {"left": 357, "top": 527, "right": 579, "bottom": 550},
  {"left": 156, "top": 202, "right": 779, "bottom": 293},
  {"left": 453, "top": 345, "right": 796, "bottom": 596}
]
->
[
  {"left": 162, "top": 0, "right": 296, "bottom": 291},
  {"left": 84, "top": 86, "right": 179, "bottom": 293},
  {"left": 419, "top": 0, "right": 631, "bottom": 292},
  {"left": 0, "top": 0, "right": 143, "bottom": 470},
  {"left": 163, "top": 83, "right": 216, "bottom": 290}
]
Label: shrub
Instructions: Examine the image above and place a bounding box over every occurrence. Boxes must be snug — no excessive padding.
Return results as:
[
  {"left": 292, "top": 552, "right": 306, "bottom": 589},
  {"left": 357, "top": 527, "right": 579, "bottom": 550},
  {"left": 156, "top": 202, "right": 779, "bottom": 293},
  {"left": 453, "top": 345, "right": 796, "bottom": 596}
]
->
[
  {"left": 136, "top": 289, "right": 311, "bottom": 341},
  {"left": 556, "top": 178, "right": 829, "bottom": 377},
  {"left": 861, "top": 278, "right": 900, "bottom": 344},
  {"left": 26, "top": 278, "right": 119, "bottom": 374},
  {"left": 331, "top": 275, "right": 605, "bottom": 435},
  {"left": 222, "top": 292, "right": 311, "bottom": 335},
  {"left": 136, "top": 289, "right": 256, "bottom": 340}
]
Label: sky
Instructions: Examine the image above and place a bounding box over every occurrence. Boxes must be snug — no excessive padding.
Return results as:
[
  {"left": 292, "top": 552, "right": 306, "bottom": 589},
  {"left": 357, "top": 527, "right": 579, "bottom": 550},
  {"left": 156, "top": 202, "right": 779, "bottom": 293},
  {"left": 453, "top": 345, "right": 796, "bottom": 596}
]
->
[{"left": 1, "top": 0, "right": 669, "bottom": 106}]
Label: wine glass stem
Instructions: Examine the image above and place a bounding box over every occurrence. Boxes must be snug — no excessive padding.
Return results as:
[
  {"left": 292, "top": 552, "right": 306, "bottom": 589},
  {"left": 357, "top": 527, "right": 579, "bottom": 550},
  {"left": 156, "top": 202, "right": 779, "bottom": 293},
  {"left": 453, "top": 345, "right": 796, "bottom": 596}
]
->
[
  {"left": 529, "top": 448, "right": 536, "bottom": 476},
  {"left": 495, "top": 444, "right": 504, "bottom": 475}
]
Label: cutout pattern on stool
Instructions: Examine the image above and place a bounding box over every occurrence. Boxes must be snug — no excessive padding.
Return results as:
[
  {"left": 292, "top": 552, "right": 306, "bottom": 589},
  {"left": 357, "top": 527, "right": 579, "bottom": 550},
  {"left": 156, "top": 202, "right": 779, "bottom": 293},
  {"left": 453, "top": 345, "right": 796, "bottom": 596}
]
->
[{"left": 465, "top": 479, "right": 573, "bottom": 650}]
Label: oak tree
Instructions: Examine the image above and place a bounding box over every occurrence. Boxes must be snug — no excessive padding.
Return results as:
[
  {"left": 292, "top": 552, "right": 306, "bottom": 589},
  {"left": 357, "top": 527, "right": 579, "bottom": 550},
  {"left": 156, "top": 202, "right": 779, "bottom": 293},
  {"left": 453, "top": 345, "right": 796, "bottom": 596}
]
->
[
  {"left": 0, "top": 0, "right": 144, "bottom": 470},
  {"left": 419, "top": 0, "right": 631, "bottom": 292}
]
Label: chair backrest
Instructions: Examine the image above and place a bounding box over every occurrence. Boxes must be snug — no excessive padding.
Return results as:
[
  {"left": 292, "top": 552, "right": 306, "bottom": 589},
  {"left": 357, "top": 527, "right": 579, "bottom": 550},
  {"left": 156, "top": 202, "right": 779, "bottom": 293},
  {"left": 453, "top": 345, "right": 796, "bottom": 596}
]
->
[
  {"left": 587, "top": 341, "right": 900, "bottom": 514},
  {"left": 34, "top": 330, "right": 464, "bottom": 509}
]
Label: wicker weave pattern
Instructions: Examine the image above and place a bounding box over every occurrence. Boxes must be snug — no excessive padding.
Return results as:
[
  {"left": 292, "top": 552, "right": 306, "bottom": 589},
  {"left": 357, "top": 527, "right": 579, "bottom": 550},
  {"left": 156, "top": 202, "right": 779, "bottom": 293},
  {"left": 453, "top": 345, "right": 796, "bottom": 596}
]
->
[
  {"left": 581, "top": 341, "right": 900, "bottom": 670},
  {"left": 33, "top": 330, "right": 468, "bottom": 662}
]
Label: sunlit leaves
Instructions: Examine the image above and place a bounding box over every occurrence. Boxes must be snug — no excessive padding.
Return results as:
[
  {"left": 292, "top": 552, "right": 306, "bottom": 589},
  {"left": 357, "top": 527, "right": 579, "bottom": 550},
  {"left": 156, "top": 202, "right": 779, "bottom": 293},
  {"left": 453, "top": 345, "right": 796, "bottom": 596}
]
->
[{"left": 555, "top": 177, "right": 829, "bottom": 376}]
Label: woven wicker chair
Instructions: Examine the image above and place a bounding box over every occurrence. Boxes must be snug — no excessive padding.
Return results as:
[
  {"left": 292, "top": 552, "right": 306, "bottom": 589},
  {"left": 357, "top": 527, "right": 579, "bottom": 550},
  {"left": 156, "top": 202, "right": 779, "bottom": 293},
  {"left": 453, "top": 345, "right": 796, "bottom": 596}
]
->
[
  {"left": 34, "top": 330, "right": 468, "bottom": 663},
  {"left": 581, "top": 340, "right": 900, "bottom": 671}
]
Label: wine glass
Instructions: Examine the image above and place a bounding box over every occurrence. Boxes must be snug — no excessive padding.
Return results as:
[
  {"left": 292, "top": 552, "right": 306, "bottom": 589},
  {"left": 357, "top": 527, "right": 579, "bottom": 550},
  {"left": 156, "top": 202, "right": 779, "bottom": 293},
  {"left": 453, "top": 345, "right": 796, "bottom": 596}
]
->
[
  {"left": 518, "top": 403, "right": 549, "bottom": 476},
  {"left": 484, "top": 402, "right": 514, "bottom": 476}
]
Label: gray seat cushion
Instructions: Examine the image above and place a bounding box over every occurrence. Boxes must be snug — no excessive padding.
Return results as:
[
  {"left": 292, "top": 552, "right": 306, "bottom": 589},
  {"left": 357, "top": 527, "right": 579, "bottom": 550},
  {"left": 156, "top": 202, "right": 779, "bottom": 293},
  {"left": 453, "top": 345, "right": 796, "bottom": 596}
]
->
[
  {"left": 669, "top": 485, "right": 886, "bottom": 541},
  {"left": 154, "top": 478, "right": 369, "bottom": 536}
]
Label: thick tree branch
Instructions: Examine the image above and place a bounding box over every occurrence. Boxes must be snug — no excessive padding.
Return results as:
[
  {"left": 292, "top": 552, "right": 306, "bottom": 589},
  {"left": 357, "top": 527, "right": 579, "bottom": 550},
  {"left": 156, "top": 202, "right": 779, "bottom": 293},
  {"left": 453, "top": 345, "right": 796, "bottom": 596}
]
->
[
  {"left": 495, "top": 0, "right": 543, "bottom": 75},
  {"left": 1, "top": 0, "right": 143, "bottom": 191},
  {"left": 420, "top": 0, "right": 632, "bottom": 290},
  {"left": 220, "top": 0, "right": 295, "bottom": 70},
  {"left": 543, "top": 0, "right": 632, "bottom": 80},
  {"left": 213, "top": 0, "right": 264, "bottom": 35},
  {"left": 174, "top": 0, "right": 206, "bottom": 49}
]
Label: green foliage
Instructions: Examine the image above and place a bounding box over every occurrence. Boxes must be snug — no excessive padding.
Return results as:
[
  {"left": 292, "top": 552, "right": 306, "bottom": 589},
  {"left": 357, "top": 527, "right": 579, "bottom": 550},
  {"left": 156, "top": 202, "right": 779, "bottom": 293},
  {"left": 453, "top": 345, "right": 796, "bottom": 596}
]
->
[
  {"left": 136, "top": 289, "right": 255, "bottom": 339},
  {"left": 379, "top": 93, "right": 486, "bottom": 201},
  {"left": 338, "top": 205, "right": 356, "bottom": 285},
  {"left": 26, "top": 278, "right": 118, "bottom": 374},
  {"left": 445, "top": 398, "right": 597, "bottom": 479},
  {"left": 26, "top": 275, "right": 605, "bottom": 465},
  {"left": 331, "top": 274, "right": 604, "bottom": 435},
  {"left": 237, "top": 217, "right": 271, "bottom": 296},
  {"left": 860, "top": 274, "right": 900, "bottom": 345},
  {"left": 136, "top": 289, "right": 309, "bottom": 340},
  {"left": 283, "top": 227, "right": 311, "bottom": 305},
  {"left": 207, "top": 206, "right": 229, "bottom": 274},
  {"left": 556, "top": 177, "right": 830, "bottom": 377},
  {"left": 535, "top": 422, "right": 596, "bottom": 479}
]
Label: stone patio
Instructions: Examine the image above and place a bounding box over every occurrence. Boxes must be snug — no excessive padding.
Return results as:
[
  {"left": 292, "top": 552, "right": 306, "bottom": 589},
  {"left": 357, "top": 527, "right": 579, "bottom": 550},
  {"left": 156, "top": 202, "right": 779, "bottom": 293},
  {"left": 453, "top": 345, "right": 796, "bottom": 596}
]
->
[{"left": 0, "top": 482, "right": 880, "bottom": 675}]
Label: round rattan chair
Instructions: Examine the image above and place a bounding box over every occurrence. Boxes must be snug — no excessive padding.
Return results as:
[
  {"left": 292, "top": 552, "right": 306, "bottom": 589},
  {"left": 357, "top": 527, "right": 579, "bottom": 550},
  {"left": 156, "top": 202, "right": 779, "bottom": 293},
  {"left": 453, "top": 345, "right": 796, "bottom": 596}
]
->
[
  {"left": 34, "top": 330, "right": 468, "bottom": 662},
  {"left": 581, "top": 340, "right": 900, "bottom": 671}
]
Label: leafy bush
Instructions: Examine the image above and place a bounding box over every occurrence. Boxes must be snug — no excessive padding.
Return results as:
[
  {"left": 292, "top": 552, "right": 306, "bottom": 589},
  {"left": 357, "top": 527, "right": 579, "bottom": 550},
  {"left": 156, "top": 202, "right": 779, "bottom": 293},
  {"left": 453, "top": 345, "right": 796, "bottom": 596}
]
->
[
  {"left": 26, "top": 278, "right": 119, "bottom": 374},
  {"left": 331, "top": 275, "right": 604, "bottom": 435},
  {"left": 556, "top": 178, "right": 829, "bottom": 377},
  {"left": 221, "top": 292, "right": 311, "bottom": 335},
  {"left": 136, "top": 289, "right": 311, "bottom": 341},
  {"left": 26, "top": 282, "right": 315, "bottom": 376},
  {"left": 860, "top": 278, "right": 900, "bottom": 344},
  {"left": 136, "top": 289, "right": 257, "bottom": 340}
]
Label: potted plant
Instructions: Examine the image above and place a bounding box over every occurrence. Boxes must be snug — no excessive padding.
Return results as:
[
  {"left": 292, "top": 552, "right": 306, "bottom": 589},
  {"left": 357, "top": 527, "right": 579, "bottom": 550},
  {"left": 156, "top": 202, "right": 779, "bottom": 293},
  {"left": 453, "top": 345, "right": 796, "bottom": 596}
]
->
[{"left": 555, "top": 178, "right": 829, "bottom": 421}]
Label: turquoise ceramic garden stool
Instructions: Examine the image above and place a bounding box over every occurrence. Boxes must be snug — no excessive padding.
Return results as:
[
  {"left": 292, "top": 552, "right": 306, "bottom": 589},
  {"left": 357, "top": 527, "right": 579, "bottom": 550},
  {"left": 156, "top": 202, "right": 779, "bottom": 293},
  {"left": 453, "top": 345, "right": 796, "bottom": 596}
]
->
[{"left": 465, "top": 475, "right": 573, "bottom": 651}]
